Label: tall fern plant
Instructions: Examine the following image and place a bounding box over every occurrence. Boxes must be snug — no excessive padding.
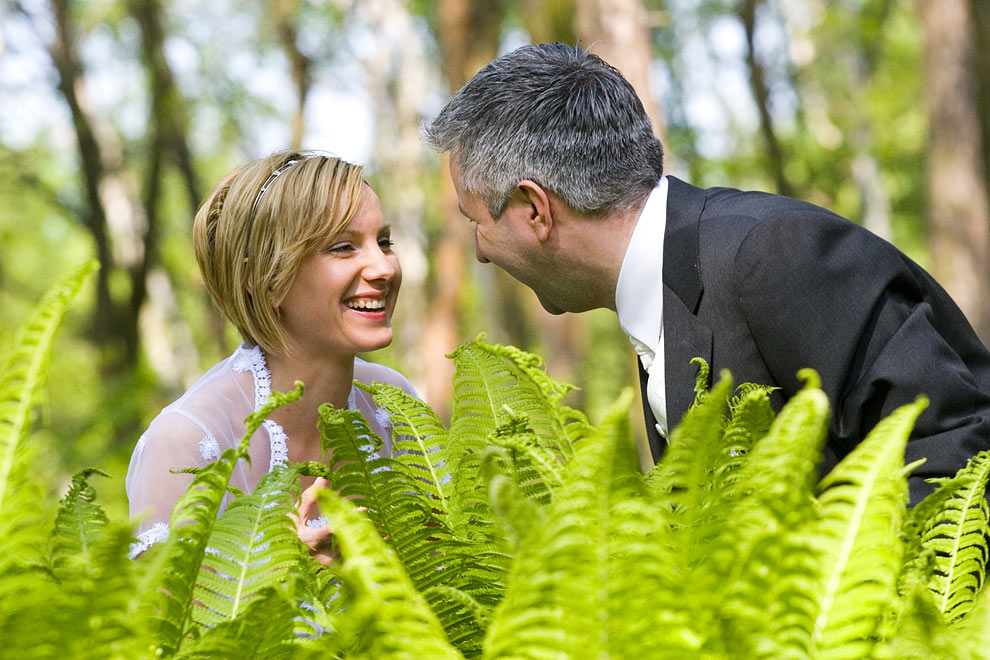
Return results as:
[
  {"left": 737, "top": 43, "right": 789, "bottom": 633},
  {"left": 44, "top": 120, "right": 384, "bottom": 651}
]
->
[{"left": 2, "top": 265, "right": 989, "bottom": 660}]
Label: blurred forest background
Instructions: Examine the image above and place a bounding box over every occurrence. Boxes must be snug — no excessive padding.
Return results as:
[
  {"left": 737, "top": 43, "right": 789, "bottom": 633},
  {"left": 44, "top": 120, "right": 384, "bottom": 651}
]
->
[{"left": 1, "top": 0, "right": 988, "bottom": 519}]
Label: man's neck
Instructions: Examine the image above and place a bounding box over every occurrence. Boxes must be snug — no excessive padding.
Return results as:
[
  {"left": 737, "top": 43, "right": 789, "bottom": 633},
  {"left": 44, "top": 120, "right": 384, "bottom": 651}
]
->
[{"left": 563, "top": 195, "right": 650, "bottom": 311}]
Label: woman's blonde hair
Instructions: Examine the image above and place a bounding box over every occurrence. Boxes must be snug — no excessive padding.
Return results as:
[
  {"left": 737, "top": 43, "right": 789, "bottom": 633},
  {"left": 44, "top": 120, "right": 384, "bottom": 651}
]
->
[{"left": 193, "top": 150, "right": 365, "bottom": 355}]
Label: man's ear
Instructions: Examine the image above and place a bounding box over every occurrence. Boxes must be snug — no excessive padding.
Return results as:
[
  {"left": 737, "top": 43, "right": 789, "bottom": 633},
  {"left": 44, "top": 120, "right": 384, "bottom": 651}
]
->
[{"left": 515, "top": 180, "right": 553, "bottom": 242}]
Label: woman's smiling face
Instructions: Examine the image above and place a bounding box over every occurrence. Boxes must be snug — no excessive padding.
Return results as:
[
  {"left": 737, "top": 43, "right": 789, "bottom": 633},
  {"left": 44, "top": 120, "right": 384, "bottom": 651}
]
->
[{"left": 276, "top": 185, "right": 401, "bottom": 359}]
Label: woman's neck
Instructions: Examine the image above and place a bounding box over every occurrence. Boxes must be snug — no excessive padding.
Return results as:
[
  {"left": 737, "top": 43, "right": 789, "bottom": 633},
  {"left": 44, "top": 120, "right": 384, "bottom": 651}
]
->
[{"left": 263, "top": 346, "right": 356, "bottom": 458}]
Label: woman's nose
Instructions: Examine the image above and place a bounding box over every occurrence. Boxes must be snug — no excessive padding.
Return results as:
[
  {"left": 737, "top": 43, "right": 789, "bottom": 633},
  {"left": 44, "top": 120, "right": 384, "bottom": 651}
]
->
[{"left": 363, "top": 243, "right": 398, "bottom": 281}]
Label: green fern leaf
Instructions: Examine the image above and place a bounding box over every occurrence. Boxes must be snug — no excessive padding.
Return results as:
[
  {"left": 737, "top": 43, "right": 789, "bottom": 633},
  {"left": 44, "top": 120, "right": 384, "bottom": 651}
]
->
[
  {"left": 646, "top": 369, "right": 733, "bottom": 511},
  {"left": 174, "top": 582, "right": 299, "bottom": 659},
  {"left": 706, "top": 374, "right": 830, "bottom": 659},
  {"left": 447, "top": 337, "right": 573, "bottom": 463},
  {"left": 483, "top": 390, "right": 698, "bottom": 660},
  {"left": 357, "top": 381, "right": 452, "bottom": 512},
  {"left": 0, "top": 261, "right": 97, "bottom": 571},
  {"left": 152, "top": 383, "right": 303, "bottom": 655},
  {"left": 313, "top": 487, "right": 464, "bottom": 660},
  {"left": 944, "top": 579, "right": 990, "bottom": 659},
  {"left": 318, "top": 402, "right": 493, "bottom": 654},
  {"left": 191, "top": 465, "right": 304, "bottom": 628},
  {"left": 731, "top": 370, "right": 829, "bottom": 519},
  {"left": 870, "top": 571, "right": 962, "bottom": 660},
  {"left": 921, "top": 449, "right": 990, "bottom": 623},
  {"left": 51, "top": 467, "right": 111, "bottom": 573},
  {"left": 810, "top": 397, "right": 928, "bottom": 659},
  {"left": 319, "top": 405, "right": 447, "bottom": 582}
]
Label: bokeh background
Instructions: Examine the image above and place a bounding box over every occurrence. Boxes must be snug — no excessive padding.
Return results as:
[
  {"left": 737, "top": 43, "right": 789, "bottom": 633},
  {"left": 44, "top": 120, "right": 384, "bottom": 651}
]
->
[{"left": 1, "top": 0, "right": 988, "bottom": 519}]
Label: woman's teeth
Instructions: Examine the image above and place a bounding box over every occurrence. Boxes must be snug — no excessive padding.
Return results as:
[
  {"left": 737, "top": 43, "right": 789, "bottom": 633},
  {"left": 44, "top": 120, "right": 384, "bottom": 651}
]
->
[{"left": 346, "top": 299, "right": 385, "bottom": 310}]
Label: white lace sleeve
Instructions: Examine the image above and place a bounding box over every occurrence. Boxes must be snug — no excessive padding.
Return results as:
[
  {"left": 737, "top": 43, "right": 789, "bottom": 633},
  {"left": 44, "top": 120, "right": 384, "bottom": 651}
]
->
[{"left": 125, "top": 410, "right": 218, "bottom": 555}]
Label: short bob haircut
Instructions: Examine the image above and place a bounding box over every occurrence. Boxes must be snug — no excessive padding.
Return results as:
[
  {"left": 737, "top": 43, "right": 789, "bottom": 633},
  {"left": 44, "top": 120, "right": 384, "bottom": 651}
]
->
[{"left": 193, "top": 150, "right": 365, "bottom": 356}]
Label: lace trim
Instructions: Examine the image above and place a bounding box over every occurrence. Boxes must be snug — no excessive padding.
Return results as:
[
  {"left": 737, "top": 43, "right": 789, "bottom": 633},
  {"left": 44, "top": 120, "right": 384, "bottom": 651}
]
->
[
  {"left": 129, "top": 521, "right": 169, "bottom": 559},
  {"left": 306, "top": 516, "right": 330, "bottom": 528},
  {"left": 199, "top": 434, "right": 221, "bottom": 462},
  {"left": 374, "top": 405, "right": 392, "bottom": 430},
  {"left": 233, "top": 344, "right": 289, "bottom": 471}
]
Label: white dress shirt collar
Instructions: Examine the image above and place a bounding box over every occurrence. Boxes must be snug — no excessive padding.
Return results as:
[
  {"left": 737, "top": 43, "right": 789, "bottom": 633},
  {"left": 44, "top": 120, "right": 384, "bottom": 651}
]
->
[{"left": 616, "top": 177, "right": 668, "bottom": 355}]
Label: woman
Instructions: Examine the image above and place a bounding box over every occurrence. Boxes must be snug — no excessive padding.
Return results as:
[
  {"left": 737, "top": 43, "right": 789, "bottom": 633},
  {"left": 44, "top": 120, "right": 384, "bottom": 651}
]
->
[{"left": 126, "top": 150, "right": 414, "bottom": 562}]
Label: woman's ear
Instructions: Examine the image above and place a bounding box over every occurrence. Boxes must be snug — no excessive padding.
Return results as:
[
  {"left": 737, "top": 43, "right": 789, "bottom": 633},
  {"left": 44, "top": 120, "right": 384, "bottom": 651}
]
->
[{"left": 515, "top": 180, "right": 553, "bottom": 242}]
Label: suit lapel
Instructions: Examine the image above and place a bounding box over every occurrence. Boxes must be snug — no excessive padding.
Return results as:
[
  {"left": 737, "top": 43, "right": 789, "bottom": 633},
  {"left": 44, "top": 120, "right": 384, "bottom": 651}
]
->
[{"left": 662, "top": 176, "right": 712, "bottom": 430}]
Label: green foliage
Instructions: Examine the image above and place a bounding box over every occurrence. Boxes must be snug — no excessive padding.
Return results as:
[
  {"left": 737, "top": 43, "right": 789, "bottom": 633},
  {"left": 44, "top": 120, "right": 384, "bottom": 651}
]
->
[{"left": 1, "top": 276, "right": 989, "bottom": 659}]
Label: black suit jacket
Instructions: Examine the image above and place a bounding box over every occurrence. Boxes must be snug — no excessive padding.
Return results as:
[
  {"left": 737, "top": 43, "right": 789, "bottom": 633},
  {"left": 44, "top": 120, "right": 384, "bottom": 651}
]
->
[{"left": 640, "top": 176, "right": 990, "bottom": 502}]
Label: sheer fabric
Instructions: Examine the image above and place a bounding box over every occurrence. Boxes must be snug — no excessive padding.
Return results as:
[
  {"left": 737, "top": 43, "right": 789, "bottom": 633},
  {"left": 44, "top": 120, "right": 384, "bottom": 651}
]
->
[{"left": 126, "top": 343, "right": 416, "bottom": 557}]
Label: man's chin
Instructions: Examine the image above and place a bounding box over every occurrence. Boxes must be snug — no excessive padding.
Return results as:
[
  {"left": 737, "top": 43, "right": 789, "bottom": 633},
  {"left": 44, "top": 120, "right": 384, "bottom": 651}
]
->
[{"left": 537, "top": 296, "right": 566, "bottom": 316}]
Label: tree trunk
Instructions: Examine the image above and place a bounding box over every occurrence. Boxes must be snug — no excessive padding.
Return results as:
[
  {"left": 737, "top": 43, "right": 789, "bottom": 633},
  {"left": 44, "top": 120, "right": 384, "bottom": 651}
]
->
[
  {"left": 573, "top": 0, "right": 666, "bottom": 143},
  {"left": 271, "top": 0, "right": 311, "bottom": 149},
  {"left": 920, "top": 0, "right": 990, "bottom": 343},
  {"left": 424, "top": 0, "right": 505, "bottom": 419},
  {"left": 349, "top": 0, "right": 435, "bottom": 408},
  {"left": 738, "top": 0, "right": 794, "bottom": 198},
  {"left": 46, "top": 0, "right": 137, "bottom": 372},
  {"left": 131, "top": 0, "right": 207, "bottom": 386},
  {"left": 970, "top": 0, "right": 990, "bottom": 199}
]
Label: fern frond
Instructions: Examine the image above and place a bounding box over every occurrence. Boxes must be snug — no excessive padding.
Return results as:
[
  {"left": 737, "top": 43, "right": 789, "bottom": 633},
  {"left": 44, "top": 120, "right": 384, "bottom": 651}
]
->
[
  {"left": 191, "top": 466, "right": 304, "bottom": 628},
  {"left": 357, "top": 381, "right": 452, "bottom": 512},
  {"left": 0, "top": 261, "right": 97, "bottom": 515},
  {"left": 318, "top": 402, "right": 494, "bottom": 653},
  {"left": 487, "top": 414, "right": 564, "bottom": 503},
  {"left": 0, "top": 261, "right": 97, "bottom": 574},
  {"left": 921, "top": 449, "right": 990, "bottom": 623},
  {"left": 152, "top": 383, "right": 303, "bottom": 655},
  {"left": 482, "top": 336, "right": 574, "bottom": 407},
  {"left": 313, "top": 487, "right": 464, "bottom": 660},
  {"left": 646, "top": 370, "right": 733, "bottom": 511},
  {"left": 174, "top": 582, "right": 299, "bottom": 660},
  {"left": 50, "top": 467, "right": 111, "bottom": 574},
  {"left": 704, "top": 375, "right": 829, "bottom": 659},
  {"left": 946, "top": 579, "right": 990, "bottom": 660},
  {"left": 730, "top": 369, "right": 829, "bottom": 519},
  {"left": 319, "top": 405, "right": 446, "bottom": 580},
  {"left": 810, "top": 397, "right": 928, "bottom": 659},
  {"left": 711, "top": 384, "right": 775, "bottom": 498},
  {"left": 870, "top": 572, "right": 962, "bottom": 660},
  {"left": 447, "top": 337, "right": 573, "bottom": 464},
  {"left": 483, "top": 390, "right": 697, "bottom": 660},
  {"left": 3, "top": 519, "right": 158, "bottom": 659}
]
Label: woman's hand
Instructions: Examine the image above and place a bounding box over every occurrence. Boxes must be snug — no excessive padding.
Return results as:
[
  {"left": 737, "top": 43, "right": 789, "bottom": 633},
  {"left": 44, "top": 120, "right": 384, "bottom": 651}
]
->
[{"left": 289, "top": 477, "right": 336, "bottom": 566}]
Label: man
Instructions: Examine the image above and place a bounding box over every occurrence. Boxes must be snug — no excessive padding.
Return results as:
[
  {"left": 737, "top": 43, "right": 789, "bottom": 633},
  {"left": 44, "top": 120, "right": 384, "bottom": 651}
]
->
[{"left": 422, "top": 42, "right": 990, "bottom": 502}]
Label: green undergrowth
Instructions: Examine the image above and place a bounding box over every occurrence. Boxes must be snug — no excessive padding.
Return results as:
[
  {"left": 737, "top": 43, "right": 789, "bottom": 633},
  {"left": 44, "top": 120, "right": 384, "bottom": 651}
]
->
[{"left": 1, "top": 263, "right": 989, "bottom": 659}]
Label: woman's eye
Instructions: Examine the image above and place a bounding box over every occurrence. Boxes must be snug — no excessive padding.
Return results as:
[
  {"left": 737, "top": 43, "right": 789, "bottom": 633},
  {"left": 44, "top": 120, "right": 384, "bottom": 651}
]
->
[
  {"left": 378, "top": 238, "right": 394, "bottom": 250},
  {"left": 327, "top": 243, "right": 353, "bottom": 254}
]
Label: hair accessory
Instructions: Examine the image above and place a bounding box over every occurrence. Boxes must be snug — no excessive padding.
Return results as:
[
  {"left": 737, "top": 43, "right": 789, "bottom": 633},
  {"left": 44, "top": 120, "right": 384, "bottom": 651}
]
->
[{"left": 251, "top": 158, "right": 302, "bottom": 215}]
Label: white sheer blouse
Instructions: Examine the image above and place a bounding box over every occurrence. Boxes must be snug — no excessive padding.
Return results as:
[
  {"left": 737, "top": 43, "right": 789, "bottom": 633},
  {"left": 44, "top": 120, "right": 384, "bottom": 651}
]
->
[{"left": 126, "top": 343, "right": 416, "bottom": 557}]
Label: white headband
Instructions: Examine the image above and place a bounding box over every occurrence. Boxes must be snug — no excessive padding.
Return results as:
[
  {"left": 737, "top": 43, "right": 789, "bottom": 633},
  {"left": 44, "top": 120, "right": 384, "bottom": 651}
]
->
[{"left": 250, "top": 158, "right": 304, "bottom": 215}]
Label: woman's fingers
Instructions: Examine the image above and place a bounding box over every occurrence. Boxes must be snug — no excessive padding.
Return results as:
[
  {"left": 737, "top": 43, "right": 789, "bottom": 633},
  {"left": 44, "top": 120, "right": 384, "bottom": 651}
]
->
[
  {"left": 293, "top": 477, "right": 336, "bottom": 565},
  {"left": 296, "top": 477, "right": 328, "bottom": 517}
]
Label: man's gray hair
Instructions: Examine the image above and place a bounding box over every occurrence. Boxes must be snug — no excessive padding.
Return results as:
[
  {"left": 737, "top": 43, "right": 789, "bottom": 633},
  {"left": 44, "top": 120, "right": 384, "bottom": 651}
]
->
[{"left": 422, "top": 42, "right": 664, "bottom": 218}]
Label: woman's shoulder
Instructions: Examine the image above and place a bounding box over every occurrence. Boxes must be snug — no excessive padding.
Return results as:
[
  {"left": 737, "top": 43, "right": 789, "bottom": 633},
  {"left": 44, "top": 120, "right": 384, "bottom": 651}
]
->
[
  {"left": 144, "top": 346, "right": 257, "bottom": 438},
  {"left": 353, "top": 357, "right": 418, "bottom": 397}
]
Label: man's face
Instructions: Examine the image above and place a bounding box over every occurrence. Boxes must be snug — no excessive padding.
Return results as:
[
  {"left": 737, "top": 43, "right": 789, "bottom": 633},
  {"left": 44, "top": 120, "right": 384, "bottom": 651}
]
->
[{"left": 449, "top": 158, "right": 573, "bottom": 315}]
